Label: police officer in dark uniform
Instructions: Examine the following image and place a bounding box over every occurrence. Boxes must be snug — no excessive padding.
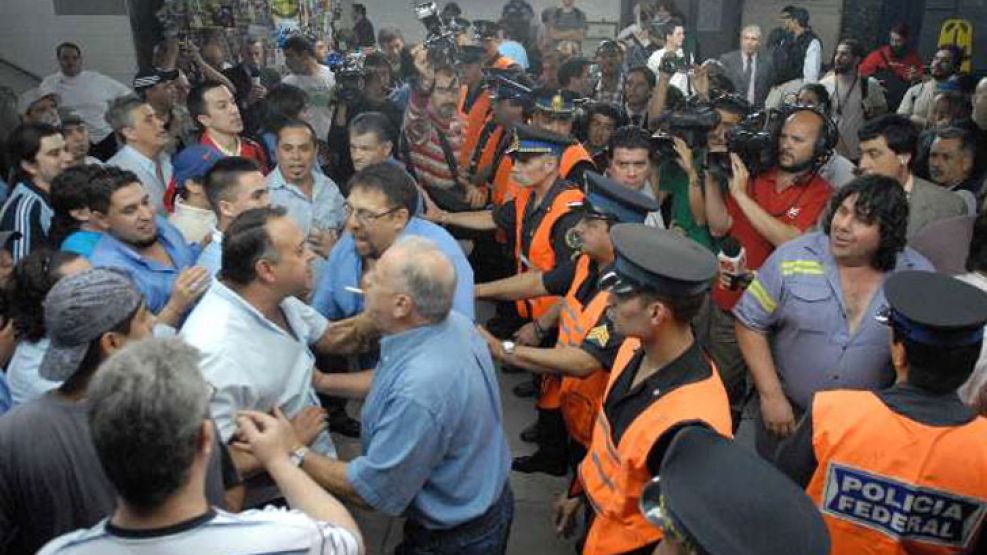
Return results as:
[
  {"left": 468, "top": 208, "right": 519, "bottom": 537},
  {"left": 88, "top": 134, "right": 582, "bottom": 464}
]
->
[
  {"left": 776, "top": 271, "right": 987, "bottom": 555},
  {"left": 475, "top": 172, "right": 659, "bottom": 475},
  {"left": 640, "top": 426, "right": 830, "bottom": 555},
  {"left": 555, "top": 224, "right": 734, "bottom": 555}
]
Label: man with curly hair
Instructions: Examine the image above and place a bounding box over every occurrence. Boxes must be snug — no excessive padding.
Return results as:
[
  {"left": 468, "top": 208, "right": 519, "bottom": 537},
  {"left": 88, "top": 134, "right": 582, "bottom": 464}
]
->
[{"left": 732, "top": 174, "right": 933, "bottom": 459}]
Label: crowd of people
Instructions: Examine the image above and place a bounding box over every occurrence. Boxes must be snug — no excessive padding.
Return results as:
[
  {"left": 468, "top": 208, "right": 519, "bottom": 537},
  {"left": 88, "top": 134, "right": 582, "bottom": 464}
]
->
[{"left": 1, "top": 1, "right": 987, "bottom": 554}]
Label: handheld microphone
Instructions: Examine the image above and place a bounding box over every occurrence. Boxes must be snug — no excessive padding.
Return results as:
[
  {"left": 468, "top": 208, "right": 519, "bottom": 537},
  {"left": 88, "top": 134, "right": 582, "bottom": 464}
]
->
[{"left": 718, "top": 236, "right": 747, "bottom": 290}]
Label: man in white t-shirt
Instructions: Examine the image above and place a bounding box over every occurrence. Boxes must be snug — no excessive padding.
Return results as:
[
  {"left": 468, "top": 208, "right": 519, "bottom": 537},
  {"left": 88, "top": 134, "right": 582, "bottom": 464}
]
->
[
  {"left": 647, "top": 17, "right": 693, "bottom": 96},
  {"left": 282, "top": 35, "right": 336, "bottom": 142},
  {"left": 40, "top": 42, "right": 131, "bottom": 161},
  {"left": 38, "top": 338, "right": 363, "bottom": 555}
]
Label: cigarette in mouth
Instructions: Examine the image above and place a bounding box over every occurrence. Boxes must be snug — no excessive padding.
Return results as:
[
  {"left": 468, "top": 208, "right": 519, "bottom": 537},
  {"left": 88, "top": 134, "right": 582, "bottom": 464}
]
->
[{"left": 344, "top": 286, "right": 364, "bottom": 295}]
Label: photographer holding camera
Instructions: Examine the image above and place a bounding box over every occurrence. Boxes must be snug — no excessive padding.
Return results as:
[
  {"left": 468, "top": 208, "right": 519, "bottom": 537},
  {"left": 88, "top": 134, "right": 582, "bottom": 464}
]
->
[{"left": 696, "top": 107, "right": 835, "bottom": 426}]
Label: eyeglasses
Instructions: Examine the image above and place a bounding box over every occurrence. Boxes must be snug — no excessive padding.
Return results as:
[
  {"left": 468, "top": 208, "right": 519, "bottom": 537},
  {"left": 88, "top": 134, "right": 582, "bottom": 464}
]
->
[{"left": 344, "top": 203, "right": 402, "bottom": 225}]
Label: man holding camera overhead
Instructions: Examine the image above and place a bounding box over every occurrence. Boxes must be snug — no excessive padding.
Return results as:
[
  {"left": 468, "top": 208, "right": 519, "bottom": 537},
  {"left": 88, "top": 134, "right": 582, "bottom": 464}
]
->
[{"left": 697, "top": 107, "right": 835, "bottom": 427}]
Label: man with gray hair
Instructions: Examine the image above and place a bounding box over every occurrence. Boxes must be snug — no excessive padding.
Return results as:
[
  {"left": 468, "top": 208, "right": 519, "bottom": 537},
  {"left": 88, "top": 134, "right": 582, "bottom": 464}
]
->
[
  {"left": 243, "top": 236, "right": 513, "bottom": 554},
  {"left": 39, "top": 338, "right": 364, "bottom": 555},
  {"left": 719, "top": 25, "right": 775, "bottom": 108},
  {"left": 0, "top": 268, "right": 235, "bottom": 554},
  {"left": 105, "top": 95, "right": 173, "bottom": 214}
]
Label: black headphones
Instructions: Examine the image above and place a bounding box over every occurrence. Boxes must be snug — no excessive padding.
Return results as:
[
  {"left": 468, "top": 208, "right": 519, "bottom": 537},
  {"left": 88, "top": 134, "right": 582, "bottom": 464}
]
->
[{"left": 779, "top": 105, "right": 839, "bottom": 166}]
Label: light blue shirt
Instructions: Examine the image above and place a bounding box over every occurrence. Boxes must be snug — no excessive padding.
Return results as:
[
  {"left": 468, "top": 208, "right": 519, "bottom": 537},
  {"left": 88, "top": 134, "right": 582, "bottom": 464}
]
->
[
  {"left": 733, "top": 231, "right": 933, "bottom": 408},
  {"left": 197, "top": 228, "right": 223, "bottom": 277},
  {"left": 0, "top": 372, "right": 11, "bottom": 417},
  {"left": 6, "top": 338, "right": 59, "bottom": 405},
  {"left": 89, "top": 216, "right": 200, "bottom": 314},
  {"left": 179, "top": 280, "right": 336, "bottom": 459},
  {"left": 498, "top": 40, "right": 529, "bottom": 69},
  {"left": 346, "top": 312, "right": 510, "bottom": 528},
  {"left": 61, "top": 230, "right": 102, "bottom": 258},
  {"left": 267, "top": 167, "right": 345, "bottom": 235},
  {"left": 106, "top": 145, "right": 173, "bottom": 215},
  {"left": 311, "top": 217, "right": 475, "bottom": 321}
]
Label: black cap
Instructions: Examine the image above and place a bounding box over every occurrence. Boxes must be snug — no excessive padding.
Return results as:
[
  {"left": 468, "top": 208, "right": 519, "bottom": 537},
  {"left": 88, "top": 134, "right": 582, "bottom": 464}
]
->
[
  {"left": 507, "top": 123, "right": 574, "bottom": 157},
  {"left": 489, "top": 69, "right": 533, "bottom": 102},
  {"left": 641, "top": 426, "right": 830, "bottom": 555},
  {"left": 596, "top": 39, "right": 622, "bottom": 55},
  {"left": 458, "top": 44, "right": 486, "bottom": 65},
  {"left": 133, "top": 67, "right": 179, "bottom": 93},
  {"left": 608, "top": 224, "right": 716, "bottom": 296},
  {"left": 882, "top": 271, "right": 987, "bottom": 347},
  {"left": 579, "top": 172, "right": 658, "bottom": 224},
  {"left": 533, "top": 88, "right": 577, "bottom": 116},
  {"left": 473, "top": 19, "right": 500, "bottom": 40}
]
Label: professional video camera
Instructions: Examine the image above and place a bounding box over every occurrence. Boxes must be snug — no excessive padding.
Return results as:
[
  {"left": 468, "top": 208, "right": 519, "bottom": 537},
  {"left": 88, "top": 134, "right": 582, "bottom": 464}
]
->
[
  {"left": 413, "top": 1, "right": 459, "bottom": 66},
  {"left": 327, "top": 51, "right": 366, "bottom": 104},
  {"left": 711, "top": 107, "right": 792, "bottom": 180},
  {"left": 654, "top": 104, "right": 720, "bottom": 151}
]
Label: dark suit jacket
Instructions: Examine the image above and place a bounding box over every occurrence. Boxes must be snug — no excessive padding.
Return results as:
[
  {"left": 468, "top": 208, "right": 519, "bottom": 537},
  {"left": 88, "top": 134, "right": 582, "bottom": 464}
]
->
[{"left": 719, "top": 50, "right": 775, "bottom": 108}]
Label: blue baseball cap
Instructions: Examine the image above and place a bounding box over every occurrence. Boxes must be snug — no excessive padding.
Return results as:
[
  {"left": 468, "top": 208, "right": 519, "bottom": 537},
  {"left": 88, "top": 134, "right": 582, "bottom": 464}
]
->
[{"left": 173, "top": 145, "right": 223, "bottom": 191}]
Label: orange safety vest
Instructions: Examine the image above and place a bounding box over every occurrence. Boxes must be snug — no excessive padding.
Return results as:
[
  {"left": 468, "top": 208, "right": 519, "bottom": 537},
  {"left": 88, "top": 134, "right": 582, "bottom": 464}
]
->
[
  {"left": 460, "top": 90, "right": 493, "bottom": 169},
  {"left": 579, "top": 339, "right": 733, "bottom": 555},
  {"left": 557, "top": 254, "right": 613, "bottom": 447},
  {"left": 806, "top": 390, "right": 987, "bottom": 555},
  {"left": 513, "top": 185, "right": 584, "bottom": 321},
  {"left": 494, "top": 143, "right": 594, "bottom": 208},
  {"left": 468, "top": 119, "right": 504, "bottom": 181}
]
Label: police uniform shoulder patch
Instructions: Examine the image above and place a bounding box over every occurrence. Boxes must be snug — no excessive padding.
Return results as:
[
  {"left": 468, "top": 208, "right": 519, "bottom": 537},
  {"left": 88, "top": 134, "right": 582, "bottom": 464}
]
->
[
  {"left": 586, "top": 324, "right": 610, "bottom": 347},
  {"left": 821, "top": 462, "right": 987, "bottom": 549}
]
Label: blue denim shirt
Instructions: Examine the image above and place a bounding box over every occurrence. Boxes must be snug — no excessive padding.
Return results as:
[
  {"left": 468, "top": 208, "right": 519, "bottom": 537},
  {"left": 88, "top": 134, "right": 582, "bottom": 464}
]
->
[
  {"left": 311, "top": 217, "right": 475, "bottom": 321},
  {"left": 346, "top": 312, "right": 511, "bottom": 528},
  {"left": 734, "top": 231, "right": 933, "bottom": 408},
  {"left": 89, "top": 217, "right": 201, "bottom": 313}
]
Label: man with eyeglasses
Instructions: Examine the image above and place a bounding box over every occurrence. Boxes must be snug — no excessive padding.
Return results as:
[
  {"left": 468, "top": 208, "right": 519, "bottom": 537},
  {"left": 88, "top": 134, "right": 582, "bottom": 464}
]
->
[
  {"left": 309, "top": 163, "right": 474, "bottom": 368},
  {"left": 555, "top": 223, "right": 733, "bottom": 554}
]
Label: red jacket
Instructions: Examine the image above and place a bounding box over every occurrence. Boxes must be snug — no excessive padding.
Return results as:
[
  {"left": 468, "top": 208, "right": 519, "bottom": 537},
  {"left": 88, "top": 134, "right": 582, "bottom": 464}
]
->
[{"left": 860, "top": 45, "right": 923, "bottom": 82}]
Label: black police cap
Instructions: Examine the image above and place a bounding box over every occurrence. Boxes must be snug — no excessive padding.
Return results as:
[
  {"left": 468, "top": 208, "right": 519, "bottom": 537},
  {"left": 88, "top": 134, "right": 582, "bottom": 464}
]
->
[
  {"left": 473, "top": 19, "right": 500, "bottom": 40},
  {"left": 640, "top": 426, "right": 830, "bottom": 555},
  {"left": 533, "top": 88, "right": 577, "bottom": 115},
  {"left": 883, "top": 271, "right": 987, "bottom": 347},
  {"left": 608, "top": 224, "right": 716, "bottom": 296},
  {"left": 507, "top": 123, "right": 575, "bottom": 157},
  {"left": 580, "top": 172, "right": 658, "bottom": 224}
]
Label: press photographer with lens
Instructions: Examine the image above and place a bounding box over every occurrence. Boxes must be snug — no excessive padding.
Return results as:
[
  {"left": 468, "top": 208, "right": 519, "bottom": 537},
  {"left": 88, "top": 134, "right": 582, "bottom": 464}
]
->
[{"left": 693, "top": 104, "right": 836, "bottom": 427}]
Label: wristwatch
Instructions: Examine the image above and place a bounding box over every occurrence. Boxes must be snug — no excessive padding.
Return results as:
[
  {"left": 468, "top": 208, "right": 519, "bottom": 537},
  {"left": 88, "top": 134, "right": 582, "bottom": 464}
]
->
[
  {"left": 290, "top": 446, "right": 310, "bottom": 467},
  {"left": 501, "top": 340, "right": 516, "bottom": 356}
]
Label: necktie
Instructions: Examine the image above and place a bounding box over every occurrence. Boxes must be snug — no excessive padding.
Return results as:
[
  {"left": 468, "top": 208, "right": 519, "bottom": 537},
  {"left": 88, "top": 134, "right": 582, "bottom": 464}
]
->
[
  {"left": 743, "top": 55, "right": 754, "bottom": 102},
  {"left": 155, "top": 158, "right": 165, "bottom": 189}
]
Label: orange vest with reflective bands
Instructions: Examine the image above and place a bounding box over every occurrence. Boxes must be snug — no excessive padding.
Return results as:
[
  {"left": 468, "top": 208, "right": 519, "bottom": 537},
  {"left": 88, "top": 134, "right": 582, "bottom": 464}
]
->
[
  {"left": 460, "top": 89, "right": 493, "bottom": 168},
  {"left": 494, "top": 143, "right": 594, "bottom": 207},
  {"left": 557, "top": 254, "right": 612, "bottom": 446},
  {"left": 512, "top": 185, "right": 584, "bottom": 321},
  {"left": 806, "top": 390, "right": 987, "bottom": 555},
  {"left": 468, "top": 120, "right": 504, "bottom": 180},
  {"left": 579, "top": 339, "right": 733, "bottom": 555}
]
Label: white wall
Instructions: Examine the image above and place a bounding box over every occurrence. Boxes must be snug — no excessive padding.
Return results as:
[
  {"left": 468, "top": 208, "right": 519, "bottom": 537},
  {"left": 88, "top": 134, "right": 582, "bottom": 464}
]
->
[
  {"left": 0, "top": 0, "right": 136, "bottom": 93},
  {"left": 358, "top": 0, "right": 623, "bottom": 44}
]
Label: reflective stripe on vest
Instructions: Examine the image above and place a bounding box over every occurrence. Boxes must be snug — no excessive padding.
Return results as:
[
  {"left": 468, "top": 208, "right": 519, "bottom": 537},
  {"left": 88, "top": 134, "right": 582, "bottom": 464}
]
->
[
  {"left": 579, "top": 338, "right": 733, "bottom": 555},
  {"left": 806, "top": 390, "right": 987, "bottom": 555},
  {"left": 513, "top": 186, "right": 584, "bottom": 321},
  {"left": 460, "top": 90, "right": 493, "bottom": 168},
  {"left": 557, "top": 254, "right": 612, "bottom": 446}
]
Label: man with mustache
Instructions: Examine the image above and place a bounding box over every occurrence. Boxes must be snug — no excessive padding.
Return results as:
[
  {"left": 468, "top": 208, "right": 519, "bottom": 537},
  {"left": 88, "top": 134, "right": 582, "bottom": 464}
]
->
[
  {"left": 734, "top": 175, "right": 931, "bottom": 459},
  {"left": 898, "top": 45, "right": 964, "bottom": 129}
]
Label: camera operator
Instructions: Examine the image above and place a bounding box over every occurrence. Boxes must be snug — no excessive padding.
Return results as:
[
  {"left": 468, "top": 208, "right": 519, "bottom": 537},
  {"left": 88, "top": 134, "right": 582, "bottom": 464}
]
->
[
  {"left": 400, "top": 44, "right": 482, "bottom": 210},
  {"left": 697, "top": 107, "right": 835, "bottom": 425},
  {"left": 325, "top": 51, "right": 403, "bottom": 187}
]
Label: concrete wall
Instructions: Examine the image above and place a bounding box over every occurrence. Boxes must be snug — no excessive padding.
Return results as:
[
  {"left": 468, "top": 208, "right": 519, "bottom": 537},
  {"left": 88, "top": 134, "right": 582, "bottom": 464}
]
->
[{"left": 0, "top": 0, "right": 137, "bottom": 93}]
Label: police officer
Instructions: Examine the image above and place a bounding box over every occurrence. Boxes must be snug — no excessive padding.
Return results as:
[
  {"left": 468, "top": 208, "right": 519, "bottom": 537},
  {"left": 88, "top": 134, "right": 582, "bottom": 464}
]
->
[
  {"left": 426, "top": 124, "right": 585, "bottom": 474},
  {"left": 468, "top": 71, "right": 533, "bottom": 194},
  {"left": 554, "top": 224, "right": 733, "bottom": 554},
  {"left": 776, "top": 270, "right": 987, "bottom": 555},
  {"left": 476, "top": 172, "right": 659, "bottom": 475},
  {"left": 640, "top": 426, "right": 830, "bottom": 555},
  {"left": 473, "top": 20, "right": 518, "bottom": 70},
  {"left": 489, "top": 89, "right": 597, "bottom": 208}
]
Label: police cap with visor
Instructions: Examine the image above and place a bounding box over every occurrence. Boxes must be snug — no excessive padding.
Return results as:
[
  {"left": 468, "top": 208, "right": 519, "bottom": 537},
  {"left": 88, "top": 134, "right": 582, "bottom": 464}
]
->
[
  {"left": 640, "top": 426, "right": 830, "bottom": 555},
  {"left": 881, "top": 271, "right": 987, "bottom": 348},
  {"left": 605, "top": 224, "right": 717, "bottom": 297}
]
